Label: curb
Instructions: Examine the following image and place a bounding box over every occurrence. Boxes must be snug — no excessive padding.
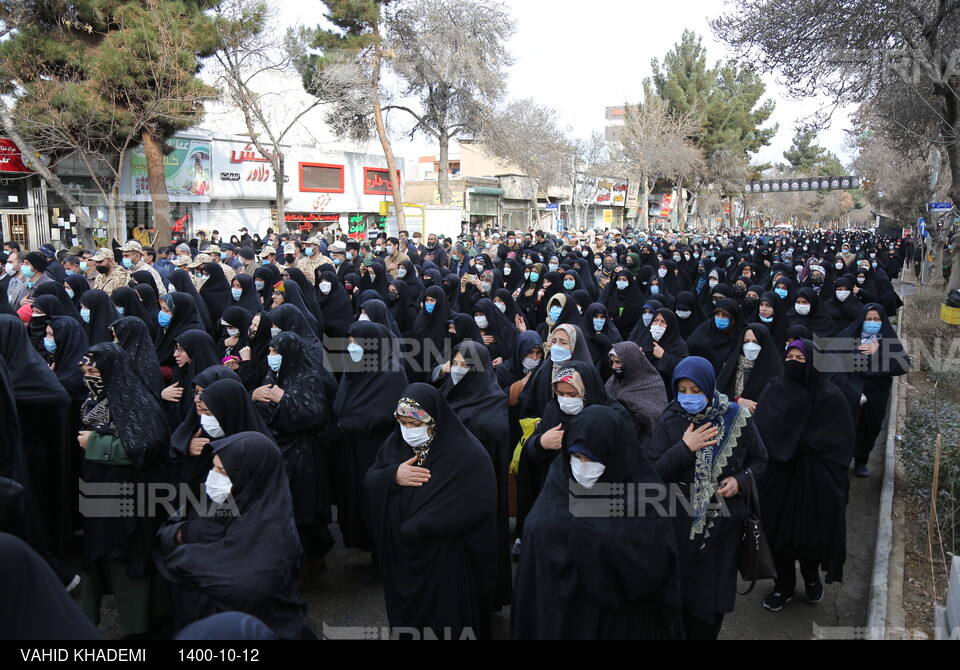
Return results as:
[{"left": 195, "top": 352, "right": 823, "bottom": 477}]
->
[{"left": 866, "top": 283, "right": 906, "bottom": 639}]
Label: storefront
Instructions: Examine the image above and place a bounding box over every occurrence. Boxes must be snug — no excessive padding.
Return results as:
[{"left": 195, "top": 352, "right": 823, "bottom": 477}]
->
[
  {"left": 0, "top": 139, "right": 46, "bottom": 248},
  {"left": 120, "top": 133, "right": 212, "bottom": 241}
]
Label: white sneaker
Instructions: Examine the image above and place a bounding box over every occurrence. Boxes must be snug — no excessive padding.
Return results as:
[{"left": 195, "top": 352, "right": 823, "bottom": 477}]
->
[{"left": 66, "top": 575, "right": 81, "bottom": 593}]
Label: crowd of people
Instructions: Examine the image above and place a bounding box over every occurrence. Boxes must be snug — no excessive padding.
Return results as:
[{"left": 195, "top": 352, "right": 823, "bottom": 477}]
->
[{"left": 0, "top": 223, "right": 911, "bottom": 640}]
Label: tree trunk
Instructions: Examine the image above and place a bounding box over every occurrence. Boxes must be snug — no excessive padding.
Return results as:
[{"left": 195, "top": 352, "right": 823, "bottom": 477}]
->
[
  {"left": 676, "top": 180, "right": 688, "bottom": 229},
  {"left": 141, "top": 130, "right": 173, "bottom": 248},
  {"left": 0, "top": 100, "right": 96, "bottom": 247},
  {"left": 275, "top": 152, "right": 286, "bottom": 233},
  {"left": 371, "top": 27, "right": 405, "bottom": 231},
  {"left": 438, "top": 127, "right": 451, "bottom": 206},
  {"left": 728, "top": 195, "right": 735, "bottom": 229},
  {"left": 639, "top": 176, "right": 651, "bottom": 231}
]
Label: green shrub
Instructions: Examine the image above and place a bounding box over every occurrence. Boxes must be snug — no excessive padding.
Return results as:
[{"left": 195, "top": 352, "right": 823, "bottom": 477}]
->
[{"left": 899, "top": 398, "right": 960, "bottom": 554}]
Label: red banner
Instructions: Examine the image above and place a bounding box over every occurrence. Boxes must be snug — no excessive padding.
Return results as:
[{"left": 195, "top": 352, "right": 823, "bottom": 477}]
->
[{"left": 0, "top": 139, "right": 33, "bottom": 173}]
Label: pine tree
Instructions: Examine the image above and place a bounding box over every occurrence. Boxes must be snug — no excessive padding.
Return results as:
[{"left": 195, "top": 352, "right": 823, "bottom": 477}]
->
[{"left": 0, "top": 1, "right": 221, "bottom": 246}]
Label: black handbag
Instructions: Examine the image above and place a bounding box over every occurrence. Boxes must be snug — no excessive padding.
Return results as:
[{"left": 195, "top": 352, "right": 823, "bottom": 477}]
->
[{"left": 736, "top": 469, "right": 777, "bottom": 595}]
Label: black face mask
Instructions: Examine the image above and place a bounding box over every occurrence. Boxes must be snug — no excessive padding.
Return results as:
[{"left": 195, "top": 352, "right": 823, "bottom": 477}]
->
[
  {"left": 387, "top": 293, "right": 399, "bottom": 304},
  {"left": 784, "top": 360, "right": 806, "bottom": 383},
  {"left": 744, "top": 298, "right": 759, "bottom": 312},
  {"left": 733, "top": 285, "right": 746, "bottom": 296},
  {"left": 95, "top": 265, "right": 109, "bottom": 275},
  {"left": 613, "top": 367, "right": 625, "bottom": 382},
  {"left": 284, "top": 254, "right": 296, "bottom": 265}
]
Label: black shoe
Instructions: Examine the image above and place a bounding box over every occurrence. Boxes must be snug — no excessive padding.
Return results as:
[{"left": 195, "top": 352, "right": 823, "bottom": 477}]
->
[
  {"left": 805, "top": 578, "right": 824, "bottom": 603},
  {"left": 854, "top": 464, "right": 869, "bottom": 478},
  {"left": 511, "top": 539, "right": 521, "bottom": 561},
  {"left": 762, "top": 591, "right": 793, "bottom": 612}
]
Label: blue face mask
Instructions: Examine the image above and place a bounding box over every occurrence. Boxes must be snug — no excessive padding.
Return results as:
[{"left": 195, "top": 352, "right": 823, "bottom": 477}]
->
[
  {"left": 116, "top": 307, "right": 125, "bottom": 317},
  {"left": 43, "top": 337, "right": 57, "bottom": 354},
  {"left": 678, "top": 392, "right": 708, "bottom": 415},
  {"left": 593, "top": 318, "right": 606, "bottom": 332},
  {"left": 760, "top": 314, "right": 774, "bottom": 324},
  {"left": 21, "top": 266, "right": 35, "bottom": 279},
  {"left": 549, "top": 306, "right": 563, "bottom": 322},
  {"left": 425, "top": 302, "right": 436, "bottom": 314},
  {"left": 563, "top": 280, "right": 576, "bottom": 291},
  {"left": 650, "top": 285, "right": 660, "bottom": 294},
  {"left": 333, "top": 257, "right": 342, "bottom": 266},
  {"left": 65, "top": 270, "right": 74, "bottom": 276},
  {"left": 231, "top": 288, "right": 243, "bottom": 301},
  {"left": 158, "top": 312, "right": 172, "bottom": 328},
  {"left": 775, "top": 288, "right": 788, "bottom": 300},
  {"left": 304, "top": 248, "right": 315, "bottom": 257},
  {"left": 261, "top": 259, "right": 271, "bottom": 266},
  {"left": 80, "top": 308, "right": 91, "bottom": 323},
  {"left": 529, "top": 272, "right": 540, "bottom": 283},
  {"left": 79, "top": 262, "right": 89, "bottom": 273},
  {"left": 122, "top": 258, "right": 134, "bottom": 269},
  {"left": 863, "top": 320, "right": 882, "bottom": 335},
  {"left": 551, "top": 344, "right": 572, "bottom": 364},
  {"left": 65, "top": 287, "right": 75, "bottom": 299},
  {"left": 267, "top": 354, "right": 283, "bottom": 372},
  {"left": 715, "top": 316, "right": 731, "bottom": 331}
]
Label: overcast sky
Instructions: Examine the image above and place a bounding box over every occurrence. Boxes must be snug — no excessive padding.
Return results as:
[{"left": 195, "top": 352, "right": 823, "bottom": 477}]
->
[{"left": 280, "top": 0, "right": 856, "bottom": 170}]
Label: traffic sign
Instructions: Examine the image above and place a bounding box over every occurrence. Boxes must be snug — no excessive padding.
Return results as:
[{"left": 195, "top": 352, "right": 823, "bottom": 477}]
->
[
  {"left": 919, "top": 219, "right": 928, "bottom": 238},
  {"left": 544, "top": 203, "right": 559, "bottom": 212},
  {"left": 927, "top": 202, "right": 953, "bottom": 213}
]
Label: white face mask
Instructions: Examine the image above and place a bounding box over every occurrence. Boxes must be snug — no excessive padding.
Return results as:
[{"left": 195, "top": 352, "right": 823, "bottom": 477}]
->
[
  {"left": 658, "top": 268, "right": 668, "bottom": 278},
  {"left": 836, "top": 290, "right": 851, "bottom": 302},
  {"left": 400, "top": 424, "right": 431, "bottom": 448},
  {"left": 616, "top": 280, "right": 629, "bottom": 291},
  {"left": 450, "top": 365, "right": 471, "bottom": 385},
  {"left": 397, "top": 268, "right": 407, "bottom": 278},
  {"left": 503, "top": 266, "right": 511, "bottom": 276},
  {"left": 650, "top": 325, "right": 666, "bottom": 341},
  {"left": 557, "top": 396, "right": 584, "bottom": 415},
  {"left": 676, "top": 310, "right": 692, "bottom": 320},
  {"left": 709, "top": 280, "right": 719, "bottom": 289},
  {"left": 204, "top": 470, "right": 232, "bottom": 504},
  {"left": 200, "top": 414, "right": 226, "bottom": 438},
  {"left": 642, "top": 313, "right": 654, "bottom": 327},
  {"left": 570, "top": 457, "right": 605, "bottom": 489},
  {"left": 226, "top": 327, "right": 239, "bottom": 338},
  {"left": 271, "top": 326, "right": 281, "bottom": 338},
  {"left": 742, "top": 342, "right": 762, "bottom": 361},
  {"left": 522, "top": 356, "right": 539, "bottom": 372},
  {"left": 319, "top": 281, "right": 332, "bottom": 295},
  {"left": 495, "top": 302, "right": 507, "bottom": 314},
  {"left": 474, "top": 316, "right": 489, "bottom": 330},
  {"left": 358, "top": 313, "right": 370, "bottom": 322},
  {"left": 794, "top": 303, "right": 811, "bottom": 316}
]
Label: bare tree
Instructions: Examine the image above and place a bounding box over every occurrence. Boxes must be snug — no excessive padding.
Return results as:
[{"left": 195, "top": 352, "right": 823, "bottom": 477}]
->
[
  {"left": 384, "top": 0, "right": 514, "bottom": 205},
  {"left": 482, "top": 98, "right": 575, "bottom": 230},
  {"left": 615, "top": 96, "right": 704, "bottom": 230},
  {"left": 713, "top": 0, "right": 960, "bottom": 203},
  {"left": 214, "top": 0, "right": 370, "bottom": 231}
]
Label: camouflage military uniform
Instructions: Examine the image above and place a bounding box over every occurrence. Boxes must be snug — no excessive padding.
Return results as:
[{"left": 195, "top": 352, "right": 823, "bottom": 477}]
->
[
  {"left": 93, "top": 266, "right": 132, "bottom": 295},
  {"left": 130, "top": 261, "right": 167, "bottom": 296}
]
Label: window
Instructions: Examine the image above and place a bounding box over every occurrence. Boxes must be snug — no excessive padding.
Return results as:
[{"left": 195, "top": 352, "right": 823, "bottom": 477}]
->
[
  {"left": 363, "top": 168, "right": 401, "bottom": 195},
  {"left": 299, "top": 163, "right": 344, "bottom": 193}
]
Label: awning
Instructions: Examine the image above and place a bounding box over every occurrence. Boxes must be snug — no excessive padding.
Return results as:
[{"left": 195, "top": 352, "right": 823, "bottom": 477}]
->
[{"left": 468, "top": 187, "right": 504, "bottom": 196}]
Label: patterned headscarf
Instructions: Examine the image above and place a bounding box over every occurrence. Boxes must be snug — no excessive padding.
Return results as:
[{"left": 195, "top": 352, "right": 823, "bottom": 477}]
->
[
  {"left": 395, "top": 396, "right": 437, "bottom": 465},
  {"left": 553, "top": 366, "right": 586, "bottom": 399}
]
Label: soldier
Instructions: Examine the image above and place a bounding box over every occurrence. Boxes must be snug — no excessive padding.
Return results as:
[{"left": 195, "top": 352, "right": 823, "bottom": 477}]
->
[
  {"left": 295, "top": 236, "right": 331, "bottom": 281},
  {"left": 91, "top": 248, "right": 132, "bottom": 296},
  {"left": 204, "top": 245, "right": 236, "bottom": 284},
  {"left": 119, "top": 241, "right": 167, "bottom": 296}
]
